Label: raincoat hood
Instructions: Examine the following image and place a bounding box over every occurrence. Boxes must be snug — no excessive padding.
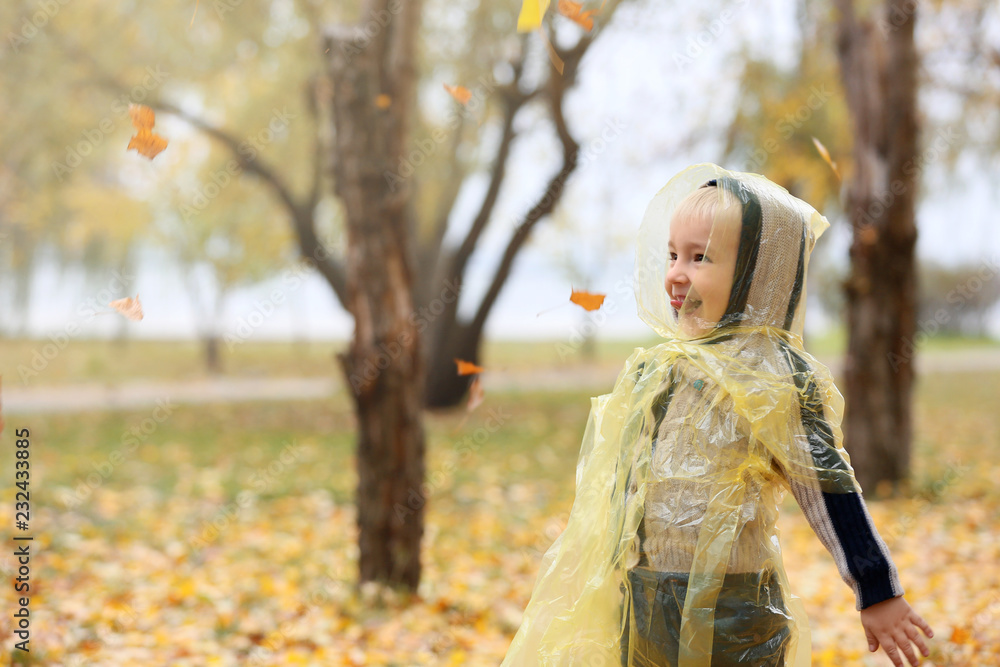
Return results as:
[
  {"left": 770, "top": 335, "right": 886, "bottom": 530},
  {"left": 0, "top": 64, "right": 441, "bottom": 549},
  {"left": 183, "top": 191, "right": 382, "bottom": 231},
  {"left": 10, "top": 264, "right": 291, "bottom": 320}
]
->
[
  {"left": 634, "top": 163, "right": 829, "bottom": 341},
  {"left": 502, "top": 164, "right": 852, "bottom": 667}
]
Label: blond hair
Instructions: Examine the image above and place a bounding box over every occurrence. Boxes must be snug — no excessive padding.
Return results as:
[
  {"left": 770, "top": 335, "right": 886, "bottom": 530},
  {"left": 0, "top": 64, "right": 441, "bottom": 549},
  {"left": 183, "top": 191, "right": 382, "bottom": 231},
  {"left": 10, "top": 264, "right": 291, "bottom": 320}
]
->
[{"left": 672, "top": 184, "right": 743, "bottom": 237}]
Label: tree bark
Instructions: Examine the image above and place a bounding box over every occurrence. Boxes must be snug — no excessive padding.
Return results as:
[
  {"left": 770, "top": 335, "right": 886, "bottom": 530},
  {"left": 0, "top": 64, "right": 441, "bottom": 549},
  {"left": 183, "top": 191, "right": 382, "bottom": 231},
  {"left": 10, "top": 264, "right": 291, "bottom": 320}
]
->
[
  {"left": 325, "top": 1, "right": 427, "bottom": 591},
  {"left": 204, "top": 335, "right": 221, "bottom": 374},
  {"left": 834, "top": 0, "right": 920, "bottom": 496},
  {"left": 144, "top": 1, "right": 628, "bottom": 592}
]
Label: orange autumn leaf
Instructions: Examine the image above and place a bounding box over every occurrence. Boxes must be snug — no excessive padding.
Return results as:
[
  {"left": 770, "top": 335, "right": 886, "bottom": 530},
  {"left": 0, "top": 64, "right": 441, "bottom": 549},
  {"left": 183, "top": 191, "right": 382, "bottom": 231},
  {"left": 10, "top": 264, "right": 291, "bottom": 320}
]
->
[
  {"left": 375, "top": 94, "right": 392, "bottom": 109},
  {"left": 569, "top": 288, "right": 605, "bottom": 311},
  {"left": 811, "top": 136, "right": 841, "bottom": 182},
  {"left": 466, "top": 375, "right": 485, "bottom": 412},
  {"left": 454, "top": 358, "right": 485, "bottom": 375},
  {"left": 443, "top": 84, "right": 472, "bottom": 106},
  {"left": 110, "top": 294, "right": 144, "bottom": 321},
  {"left": 127, "top": 104, "right": 168, "bottom": 160},
  {"left": 950, "top": 627, "right": 971, "bottom": 644},
  {"left": 557, "top": 0, "right": 605, "bottom": 31}
]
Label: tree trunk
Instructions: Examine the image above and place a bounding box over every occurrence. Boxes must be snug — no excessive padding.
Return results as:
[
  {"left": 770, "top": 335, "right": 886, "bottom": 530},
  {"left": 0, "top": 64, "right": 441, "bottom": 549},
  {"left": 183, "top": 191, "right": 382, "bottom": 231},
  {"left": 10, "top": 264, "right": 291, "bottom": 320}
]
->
[
  {"left": 204, "top": 335, "right": 221, "bottom": 374},
  {"left": 425, "top": 318, "right": 481, "bottom": 409},
  {"left": 325, "top": 1, "right": 427, "bottom": 591},
  {"left": 834, "top": 0, "right": 920, "bottom": 496}
]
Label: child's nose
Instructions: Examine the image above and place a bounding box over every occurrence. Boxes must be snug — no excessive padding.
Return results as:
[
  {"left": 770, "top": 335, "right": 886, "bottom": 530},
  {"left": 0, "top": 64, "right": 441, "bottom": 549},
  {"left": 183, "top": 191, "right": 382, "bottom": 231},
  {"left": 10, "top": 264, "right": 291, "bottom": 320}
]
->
[{"left": 665, "top": 263, "right": 688, "bottom": 288}]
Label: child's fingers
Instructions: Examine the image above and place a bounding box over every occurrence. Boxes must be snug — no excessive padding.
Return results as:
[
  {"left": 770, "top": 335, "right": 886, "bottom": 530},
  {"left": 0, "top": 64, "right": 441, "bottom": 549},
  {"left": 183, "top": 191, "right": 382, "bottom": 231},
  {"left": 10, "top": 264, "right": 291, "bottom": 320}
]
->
[
  {"left": 881, "top": 639, "right": 905, "bottom": 667},
  {"left": 865, "top": 626, "right": 879, "bottom": 652},
  {"left": 894, "top": 630, "right": 923, "bottom": 666},
  {"left": 910, "top": 612, "right": 934, "bottom": 638},
  {"left": 906, "top": 624, "right": 930, "bottom": 658}
]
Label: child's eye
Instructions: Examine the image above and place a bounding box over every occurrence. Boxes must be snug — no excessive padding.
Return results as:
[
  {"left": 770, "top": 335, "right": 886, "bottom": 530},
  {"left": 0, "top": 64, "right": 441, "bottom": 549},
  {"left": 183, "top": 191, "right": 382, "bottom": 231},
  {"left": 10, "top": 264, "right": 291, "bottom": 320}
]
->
[
  {"left": 669, "top": 252, "right": 677, "bottom": 262},
  {"left": 694, "top": 254, "right": 706, "bottom": 262}
]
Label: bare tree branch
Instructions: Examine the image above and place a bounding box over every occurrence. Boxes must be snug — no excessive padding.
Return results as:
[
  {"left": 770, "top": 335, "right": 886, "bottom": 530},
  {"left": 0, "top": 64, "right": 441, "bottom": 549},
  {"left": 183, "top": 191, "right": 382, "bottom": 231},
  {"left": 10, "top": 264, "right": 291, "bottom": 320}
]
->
[
  {"left": 51, "top": 32, "right": 350, "bottom": 304},
  {"left": 468, "top": 42, "right": 588, "bottom": 336},
  {"left": 446, "top": 64, "right": 534, "bottom": 289},
  {"left": 152, "top": 100, "right": 349, "bottom": 303},
  {"left": 464, "top": 2, "right": 626, "bottom": 337}
]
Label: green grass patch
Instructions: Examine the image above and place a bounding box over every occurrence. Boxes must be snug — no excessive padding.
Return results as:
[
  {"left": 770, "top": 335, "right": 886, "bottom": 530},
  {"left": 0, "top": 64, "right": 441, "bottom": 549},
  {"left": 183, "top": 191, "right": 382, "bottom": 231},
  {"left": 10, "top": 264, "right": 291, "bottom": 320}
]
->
[{"left": 2, "top": 330, "right": 997, "bottom": 387}]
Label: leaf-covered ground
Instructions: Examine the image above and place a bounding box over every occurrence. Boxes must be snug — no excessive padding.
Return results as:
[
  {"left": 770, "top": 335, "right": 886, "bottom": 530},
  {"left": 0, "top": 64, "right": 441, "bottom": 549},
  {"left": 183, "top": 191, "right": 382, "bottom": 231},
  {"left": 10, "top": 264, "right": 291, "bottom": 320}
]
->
[{"left": 1, "top": 368, "right": 998, "bottom": 666}]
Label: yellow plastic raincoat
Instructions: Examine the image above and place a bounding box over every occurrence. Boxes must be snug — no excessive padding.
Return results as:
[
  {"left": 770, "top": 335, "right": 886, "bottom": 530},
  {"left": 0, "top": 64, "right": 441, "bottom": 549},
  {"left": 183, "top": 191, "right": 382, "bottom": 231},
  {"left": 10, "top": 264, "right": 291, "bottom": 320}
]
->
[{"left": 501, "top": 164, "right": 903, "bottom": 666}]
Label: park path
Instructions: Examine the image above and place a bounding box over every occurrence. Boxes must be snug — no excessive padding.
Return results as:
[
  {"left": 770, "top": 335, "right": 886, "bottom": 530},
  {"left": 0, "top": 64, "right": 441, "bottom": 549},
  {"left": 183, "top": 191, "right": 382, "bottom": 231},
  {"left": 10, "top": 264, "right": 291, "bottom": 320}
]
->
[{"left": 5, "top": 348, "right": 1000, "bottom": 415}]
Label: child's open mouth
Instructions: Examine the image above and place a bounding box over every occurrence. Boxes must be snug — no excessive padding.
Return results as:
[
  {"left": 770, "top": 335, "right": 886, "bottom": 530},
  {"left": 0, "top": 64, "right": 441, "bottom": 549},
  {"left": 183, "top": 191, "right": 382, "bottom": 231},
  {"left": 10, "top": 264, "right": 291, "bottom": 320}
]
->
[{"left": 672, "top": 297, "right": 701, "bottom": 312}]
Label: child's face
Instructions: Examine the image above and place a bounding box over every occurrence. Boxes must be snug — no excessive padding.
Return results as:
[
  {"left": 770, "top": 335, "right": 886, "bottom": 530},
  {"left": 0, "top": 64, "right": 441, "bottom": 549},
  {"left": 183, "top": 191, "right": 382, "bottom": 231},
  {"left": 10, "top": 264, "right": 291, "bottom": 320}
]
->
[{"left": 665, "top": 209, "right": 740, "bottom": 337}]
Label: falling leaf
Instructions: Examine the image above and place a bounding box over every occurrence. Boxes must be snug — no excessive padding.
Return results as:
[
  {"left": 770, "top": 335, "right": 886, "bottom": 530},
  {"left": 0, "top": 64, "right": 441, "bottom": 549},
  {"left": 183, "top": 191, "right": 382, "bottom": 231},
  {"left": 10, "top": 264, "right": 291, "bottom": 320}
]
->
[
  {"left": 569, "top": 288, "right": 605, "bottom": 311},
  {"left": 517, "top": 0, "right": 551, "bottom": 32},
  {"left": 127, "top": 104, "right": 168, "bottom": 160},
  {"left": 515, "top": 1, "right": 565, "bottom": 73},
  {"left": 557, "top": 0, "right": 606, "bottom": 31},
  {"left": 537, "top": 24, "right": 564, "bottom": 75},
  {"left": 950, "top": 627, "right": 971, "bottom": 644},
  {"left": 110, "top": 294, "right": 144, "bottom": 321},
  {"left": 811, "top": 136, "right": 841, "bottom": 182},
  {"left": 375, "top": 94, "right": 392, "bottom": 109},
  {"left": 466, "top": 376, "right": 485, "bottom": 412},
  {"left": 454, "top": 359, "right": 485, "bottom": 376},
  {"left": 443, "top": 84, "right": 472, "bottom": 106}
]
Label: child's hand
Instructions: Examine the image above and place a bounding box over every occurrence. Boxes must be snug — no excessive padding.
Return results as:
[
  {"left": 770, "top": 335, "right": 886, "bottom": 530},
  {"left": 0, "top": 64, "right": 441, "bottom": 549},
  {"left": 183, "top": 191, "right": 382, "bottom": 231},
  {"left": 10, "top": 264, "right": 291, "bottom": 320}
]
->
[{"left": 859, "top": 596, "right": 934, "bottom": 667}]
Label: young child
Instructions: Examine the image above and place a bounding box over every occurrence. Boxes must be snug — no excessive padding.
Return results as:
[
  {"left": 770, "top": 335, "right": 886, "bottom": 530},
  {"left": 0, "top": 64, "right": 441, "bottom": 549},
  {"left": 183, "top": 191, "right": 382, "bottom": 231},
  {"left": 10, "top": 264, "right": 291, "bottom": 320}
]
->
[{"left": 501, "top": 164, "right": 933, "bottom": 667}]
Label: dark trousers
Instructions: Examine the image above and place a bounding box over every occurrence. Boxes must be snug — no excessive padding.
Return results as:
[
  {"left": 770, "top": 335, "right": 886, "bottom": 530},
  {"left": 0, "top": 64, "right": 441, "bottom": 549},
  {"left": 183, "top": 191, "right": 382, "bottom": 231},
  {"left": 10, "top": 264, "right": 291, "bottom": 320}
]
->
[{"left": 620, "top": 567, "right": 791, "bottom": 667}]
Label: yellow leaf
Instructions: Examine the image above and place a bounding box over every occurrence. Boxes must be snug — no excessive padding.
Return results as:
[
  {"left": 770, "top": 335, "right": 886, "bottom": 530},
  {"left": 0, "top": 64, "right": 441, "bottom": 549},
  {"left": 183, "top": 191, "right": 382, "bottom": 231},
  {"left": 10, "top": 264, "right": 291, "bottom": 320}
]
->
[
  {"left": 517, "top": 0, "right": 551, "bottom": 32},
  {"left": 110, "top": 294, "right": 144, "bottom": 321}
]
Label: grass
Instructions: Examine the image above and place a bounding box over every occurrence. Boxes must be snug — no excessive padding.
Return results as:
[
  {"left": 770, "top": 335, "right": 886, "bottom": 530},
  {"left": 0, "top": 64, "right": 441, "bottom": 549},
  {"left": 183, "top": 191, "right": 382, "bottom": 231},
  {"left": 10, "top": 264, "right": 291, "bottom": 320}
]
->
[{"left": 1, "top": 328, "right": 997, "bottom": 387}]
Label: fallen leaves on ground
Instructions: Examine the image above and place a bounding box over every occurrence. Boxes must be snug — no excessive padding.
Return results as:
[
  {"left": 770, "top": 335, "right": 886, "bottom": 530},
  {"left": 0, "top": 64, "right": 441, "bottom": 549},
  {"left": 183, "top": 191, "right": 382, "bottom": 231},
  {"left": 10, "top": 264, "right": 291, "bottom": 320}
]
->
[{"left": 0, "top": 371, "right": 996, "bottom": 665}]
